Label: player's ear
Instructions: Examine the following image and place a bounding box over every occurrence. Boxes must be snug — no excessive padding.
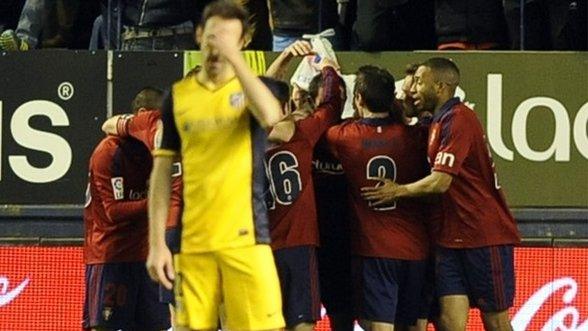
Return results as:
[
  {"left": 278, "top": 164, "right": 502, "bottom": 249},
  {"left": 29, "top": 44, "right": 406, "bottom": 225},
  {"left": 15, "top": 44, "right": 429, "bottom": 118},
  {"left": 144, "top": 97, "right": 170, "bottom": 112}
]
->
[
  {"left": 195, "top": 26, "right": 203, "bottom": 46},
  {"left": 355, "top": 93, "right": 364, "bottom": 108}
]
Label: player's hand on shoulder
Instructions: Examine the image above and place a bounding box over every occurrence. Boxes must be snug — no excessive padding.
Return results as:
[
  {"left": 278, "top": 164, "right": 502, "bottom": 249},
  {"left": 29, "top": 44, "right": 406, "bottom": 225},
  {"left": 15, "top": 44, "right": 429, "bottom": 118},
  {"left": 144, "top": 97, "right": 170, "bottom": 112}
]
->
[
  {"left": 146, "top": 244, "right": 175, "bottom": 290},
  {"left": 361, "top": 179, "right": 400, "bottom": 207}
]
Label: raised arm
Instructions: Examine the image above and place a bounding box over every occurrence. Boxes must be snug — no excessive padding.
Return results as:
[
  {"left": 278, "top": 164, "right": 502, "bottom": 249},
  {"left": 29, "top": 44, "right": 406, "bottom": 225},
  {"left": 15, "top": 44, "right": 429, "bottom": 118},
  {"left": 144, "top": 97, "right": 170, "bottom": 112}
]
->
[
  {"left": 146, "top": 94, "right": 179, "bottom": 290},
  {"left": 266, "top": 40, "right": 314, "bottom": 80}
]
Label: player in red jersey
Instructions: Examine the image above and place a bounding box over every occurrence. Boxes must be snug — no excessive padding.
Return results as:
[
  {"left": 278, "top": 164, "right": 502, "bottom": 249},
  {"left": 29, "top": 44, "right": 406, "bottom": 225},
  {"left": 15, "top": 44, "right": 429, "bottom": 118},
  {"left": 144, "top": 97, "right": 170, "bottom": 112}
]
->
[
  {"left": 83, "top": 89, "right": 170, "bottom": 331},
  {"left": 362, "top": 58, "right": 521, "bottom": 331},
  {"left": 266, "top": 40, "right": 355, "bottom": 331},
  {"left": 327, "top": 65, "right": 430, "bottom": 331},
  {"left": 265, "top": 53, "right": 344, "bottom": 331},
  {"left": 101, "top": 87, "right": 184, "bottom": 326}
]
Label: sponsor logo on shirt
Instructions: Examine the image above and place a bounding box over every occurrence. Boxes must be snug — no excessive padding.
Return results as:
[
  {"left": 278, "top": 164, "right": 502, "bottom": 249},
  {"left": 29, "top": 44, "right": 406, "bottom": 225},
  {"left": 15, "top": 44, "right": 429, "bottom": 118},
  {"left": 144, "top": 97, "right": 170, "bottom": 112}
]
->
[
  {"left": 0, "top": 276, "right": 30, "bottom": 307},
  {"left": 435, "top": 152, "right": 455, "bottom": 168},
  {"left": 129, "top": 189, "right": 147, "bottom": 200},
  {"left": 111, "top": 177, "right": 124, "bottom": 200}
]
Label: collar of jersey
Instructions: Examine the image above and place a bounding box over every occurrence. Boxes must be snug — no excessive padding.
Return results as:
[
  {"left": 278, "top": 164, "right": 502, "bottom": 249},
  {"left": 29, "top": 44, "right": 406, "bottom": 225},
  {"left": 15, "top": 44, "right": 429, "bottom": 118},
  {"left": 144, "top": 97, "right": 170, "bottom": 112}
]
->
[
  {"left": 358, "top": 117, "right": 397, "bottom": 126},
  {"left": 193, "top": 75, "right": 238, "bottom": 92},
  {"left": 433, "top": 97, "right": 461, "bottom": 122}
]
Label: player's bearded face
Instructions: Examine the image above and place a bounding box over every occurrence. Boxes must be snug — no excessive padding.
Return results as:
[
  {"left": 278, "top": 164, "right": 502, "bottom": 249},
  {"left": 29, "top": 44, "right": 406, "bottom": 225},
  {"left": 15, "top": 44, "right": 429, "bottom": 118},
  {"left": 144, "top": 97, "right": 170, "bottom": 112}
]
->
[
  {"left": 413, "top": 66, "right": 438, "bottom": 112},
  {"left": 198, "top": 17, "right": 244, "bottom": 76}
]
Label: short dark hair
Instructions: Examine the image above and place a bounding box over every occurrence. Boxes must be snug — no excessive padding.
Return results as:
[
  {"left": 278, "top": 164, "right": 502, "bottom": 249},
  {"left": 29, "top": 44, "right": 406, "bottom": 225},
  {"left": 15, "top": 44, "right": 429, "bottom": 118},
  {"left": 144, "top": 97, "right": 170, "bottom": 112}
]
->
[
  {"left": 354, "top": 65, "right": 396, "bottom": 112},
  {"left": 404, "top": 63, "right": 420, "bottom": 76},
  {"left": 132, "top": 87, "right": 163, "bottom": 113},
  {"left": 260, "top": 76, "right": 290, "bottom": 109},
  {"left": 199, "top": 0, "right": 250, "bottom": 38},
  {"left": 421, "top": 57, "right": 460, "bottom": 85}
]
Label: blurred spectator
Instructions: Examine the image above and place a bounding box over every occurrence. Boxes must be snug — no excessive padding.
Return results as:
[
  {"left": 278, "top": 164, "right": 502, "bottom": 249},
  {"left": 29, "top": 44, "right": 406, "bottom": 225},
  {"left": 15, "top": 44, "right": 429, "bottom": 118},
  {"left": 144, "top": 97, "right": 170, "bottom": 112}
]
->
[
  {"left": 91, "top": 0, "right": 272, "bottom": 51},
  {"left": 268, "top": 0, "right": 318, "bottom": 51},
  {"left": 114, "top": 0, "right": 208, "bottom": 51},
  {"left": 504, "top": 0, "right": 587, "bottom": 50},
  {"left": 352, "top": 0, "right": 435, "bottom": 51},
  {"left": 435, "top": 0, "right": 509, "bottom": 50},
  {"left": 242, "top": 0, "right": 272, "bottom": 50},
  {"left": 0, "top": 0, "right": 45, "bottom": 50},
  {"left": 0, "top": 0, "right": 98, "bottom": 50},
  {"left": 268, "top": 0, "right": 346, "bottom": 51}
]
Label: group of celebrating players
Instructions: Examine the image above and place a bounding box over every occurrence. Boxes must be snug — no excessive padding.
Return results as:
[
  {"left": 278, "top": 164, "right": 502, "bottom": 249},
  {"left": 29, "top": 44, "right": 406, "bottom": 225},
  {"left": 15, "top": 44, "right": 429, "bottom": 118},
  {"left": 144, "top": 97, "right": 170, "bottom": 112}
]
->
[{"left": 82, "top": 1, "right": 521, "bottom": 331}]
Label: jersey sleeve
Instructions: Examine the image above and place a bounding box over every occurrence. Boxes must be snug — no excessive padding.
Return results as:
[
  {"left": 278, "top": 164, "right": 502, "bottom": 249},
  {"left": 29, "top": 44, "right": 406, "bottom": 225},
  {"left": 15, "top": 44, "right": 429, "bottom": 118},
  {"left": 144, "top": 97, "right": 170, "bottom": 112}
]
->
[
  {"left": 432, "top": 112, "right": 472, "bottom": 175},
  {"left": 153, "top": 92, "right": 181, "bottom": 157},
  {"left": 296, "top": 66, "right": 343, "bottom": 145},
  {"left": 91, "top": 146, "right": 147, "bottom": 224},
  {"left": 118, "top": 112, "right": 160, "bottom": 151}
]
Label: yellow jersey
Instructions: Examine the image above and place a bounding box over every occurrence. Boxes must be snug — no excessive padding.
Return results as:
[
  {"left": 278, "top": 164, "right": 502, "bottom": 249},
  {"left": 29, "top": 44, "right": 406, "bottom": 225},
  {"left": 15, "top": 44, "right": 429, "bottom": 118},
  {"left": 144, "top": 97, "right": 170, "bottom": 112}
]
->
[{"left": 154, "top": 75, "right": 270, "bottom": 253}]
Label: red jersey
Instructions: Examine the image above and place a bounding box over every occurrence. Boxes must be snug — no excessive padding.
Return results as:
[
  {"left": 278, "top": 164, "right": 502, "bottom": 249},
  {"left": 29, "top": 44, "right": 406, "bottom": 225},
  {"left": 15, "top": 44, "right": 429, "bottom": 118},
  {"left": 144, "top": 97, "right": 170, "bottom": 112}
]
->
[
  {"left": 84, "top": 136, "right": 151, "bottom": 264},
  {"left": 327, "top": 117, "right": 430, "bottom": 260},
  {"left": 266, "top": 66, "right": 343, "bottom": 250},
  {"left": 428, "top": 98, "right": 520, "bottom": 248},
  {"left": 117, "top": 110, "right": 183, "bottom": 229}
]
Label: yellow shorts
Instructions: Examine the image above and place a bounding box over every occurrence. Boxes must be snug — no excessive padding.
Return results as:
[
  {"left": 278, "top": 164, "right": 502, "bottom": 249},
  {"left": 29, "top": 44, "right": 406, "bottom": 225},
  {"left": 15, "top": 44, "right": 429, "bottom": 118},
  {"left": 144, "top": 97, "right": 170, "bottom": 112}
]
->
[{"left": 174, "top": 244, "right": 285, "bottom": 330}]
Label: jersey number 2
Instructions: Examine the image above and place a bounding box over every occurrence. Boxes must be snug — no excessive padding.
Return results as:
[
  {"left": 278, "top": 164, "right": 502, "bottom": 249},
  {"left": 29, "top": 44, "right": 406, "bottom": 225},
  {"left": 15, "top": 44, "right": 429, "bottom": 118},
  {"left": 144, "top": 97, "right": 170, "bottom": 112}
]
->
[
  {"left": 266, "top": 151, "right": 302, "bottom": 208},
  {"left": 366, "top": 156, "right": 397, "bottom": 211}
]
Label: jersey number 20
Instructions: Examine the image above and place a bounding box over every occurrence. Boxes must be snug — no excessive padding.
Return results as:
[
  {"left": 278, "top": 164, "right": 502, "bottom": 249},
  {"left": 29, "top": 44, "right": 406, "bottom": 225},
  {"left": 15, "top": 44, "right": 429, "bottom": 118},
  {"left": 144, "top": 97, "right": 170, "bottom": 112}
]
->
[
  {"left": 366, "top": 155, "right": 397, "bottom": 211},
  {"left": 266, "top": 151, "right": 302, "bottom": 209}
]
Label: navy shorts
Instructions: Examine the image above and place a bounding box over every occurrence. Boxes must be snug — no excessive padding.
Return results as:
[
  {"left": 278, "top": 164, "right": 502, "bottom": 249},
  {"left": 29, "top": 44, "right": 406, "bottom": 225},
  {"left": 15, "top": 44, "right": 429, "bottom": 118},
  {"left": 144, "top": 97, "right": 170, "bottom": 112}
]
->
[
  {"left": 436, "top": 245, "right": 515, "bottom": 312},
  {"left": 83, "top": 262, "right": 171, "bottom": 330},
  {"left": 318, "top": 237, "right": 353, "bottom": 317},
  {"left": 274, "top": 245, "right": 321, "bottom": 328},
  {"left": 418, "top": 256, "right": 439, "bottom": 320},
  {"left": 354, "top": 257, "right": 427, "bottom": 325}
]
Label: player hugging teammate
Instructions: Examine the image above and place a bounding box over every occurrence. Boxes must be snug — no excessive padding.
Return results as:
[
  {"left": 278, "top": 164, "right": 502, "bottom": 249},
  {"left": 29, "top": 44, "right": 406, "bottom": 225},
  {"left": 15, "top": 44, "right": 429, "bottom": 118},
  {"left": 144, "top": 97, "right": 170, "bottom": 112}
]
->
[
  {"left": 261, "top": 47, "right": 520, "bottom": 331},
  {"left": 83, "top": 1, "right": 520, "bottom": 331}
]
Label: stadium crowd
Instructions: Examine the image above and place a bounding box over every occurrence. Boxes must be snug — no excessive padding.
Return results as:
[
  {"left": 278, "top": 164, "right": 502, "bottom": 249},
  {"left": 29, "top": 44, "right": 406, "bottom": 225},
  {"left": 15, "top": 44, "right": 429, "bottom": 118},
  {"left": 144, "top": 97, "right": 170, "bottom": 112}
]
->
[
  {"left": 79, "top": 1, "right": 531, "bottom": 331},
  {"left": 0, "top": 0, "right": 586, "bottom": 51}
]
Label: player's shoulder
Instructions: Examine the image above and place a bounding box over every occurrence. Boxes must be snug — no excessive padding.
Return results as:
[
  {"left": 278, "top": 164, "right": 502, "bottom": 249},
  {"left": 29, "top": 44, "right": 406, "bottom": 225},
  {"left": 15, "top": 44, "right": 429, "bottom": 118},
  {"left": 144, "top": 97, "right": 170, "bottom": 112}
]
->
[
  {"left": 173, "top": 74, "right": 194, "bottom": 91},
  {"left": 91, "top": 136, "right": 121, "bottom": 167},
  {"left": 134, "top": 110, "right": 162, "bottom": 126},
  {"left": 327, "top": 119, "right": 357, "bottom": 137},
  {"left": 96, "top": 136, "right": 121, "bottom": 152},
  {"left": 440, "top": 101, "right": 476, "bottom": 124}
]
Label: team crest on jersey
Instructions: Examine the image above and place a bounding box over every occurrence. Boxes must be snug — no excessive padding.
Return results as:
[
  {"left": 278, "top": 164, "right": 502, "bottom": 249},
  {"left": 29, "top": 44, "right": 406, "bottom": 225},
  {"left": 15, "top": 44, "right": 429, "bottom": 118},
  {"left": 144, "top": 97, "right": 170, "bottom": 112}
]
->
[
  {"left": 229, "top": 92, "right": 245, "bottom": 109},
  {"left": 111, "top": 177, "right": 124, "bottom": 200}
]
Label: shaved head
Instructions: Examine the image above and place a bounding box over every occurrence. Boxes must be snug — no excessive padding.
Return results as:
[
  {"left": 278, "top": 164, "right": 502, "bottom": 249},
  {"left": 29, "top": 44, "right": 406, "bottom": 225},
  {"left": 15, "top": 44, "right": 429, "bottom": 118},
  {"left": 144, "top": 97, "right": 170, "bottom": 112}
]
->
[{"left": 421, "top": 57, "right": 460, "bottom": 88}]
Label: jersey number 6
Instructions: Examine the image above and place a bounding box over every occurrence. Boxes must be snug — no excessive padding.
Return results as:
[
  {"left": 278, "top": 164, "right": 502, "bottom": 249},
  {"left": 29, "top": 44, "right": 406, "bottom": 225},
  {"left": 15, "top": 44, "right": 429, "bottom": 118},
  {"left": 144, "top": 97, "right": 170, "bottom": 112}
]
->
[{"left": 266, "top": 151, "right": 302, "bottom": 208}]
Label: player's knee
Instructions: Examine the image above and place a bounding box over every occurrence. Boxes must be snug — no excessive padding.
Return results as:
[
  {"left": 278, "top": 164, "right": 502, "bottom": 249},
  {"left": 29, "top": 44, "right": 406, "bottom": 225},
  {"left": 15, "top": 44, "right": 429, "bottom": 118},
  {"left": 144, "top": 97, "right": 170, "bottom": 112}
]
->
[
  {"left": 291, "top": 322, "right": 316, "bottom": 331},
  {"left": 481, "top": 310, "right": 513, "bottom": 331},
  {"left": 438, "top": 312, "right": 467, "bottom": 331}
]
